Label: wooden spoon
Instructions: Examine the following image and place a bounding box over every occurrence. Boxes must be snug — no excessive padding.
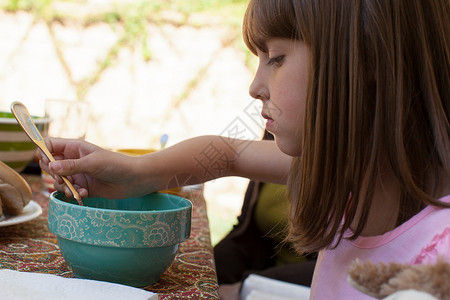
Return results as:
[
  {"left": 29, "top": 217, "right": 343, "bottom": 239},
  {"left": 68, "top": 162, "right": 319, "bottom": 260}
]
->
[{"left": 10, "top": 101, "right": 83, "bottom": 206}]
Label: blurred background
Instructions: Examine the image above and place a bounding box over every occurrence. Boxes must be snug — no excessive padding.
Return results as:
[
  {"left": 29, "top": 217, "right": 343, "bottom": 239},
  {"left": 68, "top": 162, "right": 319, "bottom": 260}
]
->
[{"left": 0, "top": 0, "right": 264, "bottom": 245}]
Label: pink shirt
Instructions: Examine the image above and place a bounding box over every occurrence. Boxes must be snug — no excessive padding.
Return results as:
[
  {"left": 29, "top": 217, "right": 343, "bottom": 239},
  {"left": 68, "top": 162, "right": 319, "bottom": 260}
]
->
[{"left": 310, "top": 195, "right": 450, "bottom": 299}]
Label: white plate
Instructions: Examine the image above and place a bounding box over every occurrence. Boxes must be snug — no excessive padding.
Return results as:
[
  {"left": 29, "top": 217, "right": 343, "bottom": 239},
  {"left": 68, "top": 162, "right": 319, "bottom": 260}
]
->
[{"left": 0, "top": 201, "right": 42, "bottom": 227}]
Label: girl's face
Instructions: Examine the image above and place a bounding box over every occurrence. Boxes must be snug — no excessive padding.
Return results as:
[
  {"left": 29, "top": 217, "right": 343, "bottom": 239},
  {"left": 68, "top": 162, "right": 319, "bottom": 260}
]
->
[{"left": 249, "top": 38, "right": 310, "bottom": 156}]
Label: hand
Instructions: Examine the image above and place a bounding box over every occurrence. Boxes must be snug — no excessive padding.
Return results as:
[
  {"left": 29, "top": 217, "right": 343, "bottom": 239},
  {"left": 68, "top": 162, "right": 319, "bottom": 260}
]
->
[{"left": 38, "top": 138, "right": 141, "bottom": 199}]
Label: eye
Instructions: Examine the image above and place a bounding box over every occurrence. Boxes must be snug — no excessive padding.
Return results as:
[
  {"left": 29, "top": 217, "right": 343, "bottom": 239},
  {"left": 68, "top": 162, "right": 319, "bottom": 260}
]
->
[{"left": 267, "top": 55, "right": 285, "bottom": 67}]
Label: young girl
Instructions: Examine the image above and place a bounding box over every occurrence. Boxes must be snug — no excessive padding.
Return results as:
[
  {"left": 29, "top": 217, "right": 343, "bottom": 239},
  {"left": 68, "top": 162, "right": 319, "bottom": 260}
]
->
[{"left": 39, "top": 0, "right": 449, "bottom": 298}]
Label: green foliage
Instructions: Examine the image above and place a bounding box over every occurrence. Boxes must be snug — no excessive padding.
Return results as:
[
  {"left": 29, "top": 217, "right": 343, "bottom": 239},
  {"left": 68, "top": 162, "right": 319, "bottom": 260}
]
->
[
  {"left": 0, "top": 0, "right": 247, "bottom": 61},
  {"left": 2, "top": 0, "right": 53, "bottom": 19},
  {"left": 1, "top": 0, "right": 248, "bottom": 24}
]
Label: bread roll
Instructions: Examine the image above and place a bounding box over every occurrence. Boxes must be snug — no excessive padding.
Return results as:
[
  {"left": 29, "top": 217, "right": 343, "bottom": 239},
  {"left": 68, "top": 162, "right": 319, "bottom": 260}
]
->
[{"left": 0, "top": 160, "right": 32, "bottom": 216}]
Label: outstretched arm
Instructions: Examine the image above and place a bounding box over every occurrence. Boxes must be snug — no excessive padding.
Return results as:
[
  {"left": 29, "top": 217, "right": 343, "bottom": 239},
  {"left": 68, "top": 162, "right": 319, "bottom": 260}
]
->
[
  {"left": 39, "top": 136, "right": 291, "bottom": 199},
  {"left": 136, "top": 135, "right": 291, "bottom": 189}
]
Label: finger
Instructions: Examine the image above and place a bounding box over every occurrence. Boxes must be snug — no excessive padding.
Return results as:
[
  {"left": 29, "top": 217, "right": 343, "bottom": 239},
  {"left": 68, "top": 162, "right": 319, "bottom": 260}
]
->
[
  {"left": 39, "top": 160, "right": 50, "bottom": 173},
  {"left": 52, "top": 154, "right": 66, "bottom": 161},
  {"left": 63, "top": 185, "right": 87, "bottom": 200},
  {"left": 54, "top": 175, "right": 64, "bottom": 185},
  {"left": 38, "top": 150, "right": 50, "bottom": 166},
  {"left": 45, "top": 137, "right": 67, "bottom": 154},
  {"left": 49, "top": 156, "right": 94, "bottom": 177},
  {"left": 73, "top": 183, "right": 88, "bottom": 199},
  {"left": 49, "top": 160, "right": 71, "bottom": 176},
  {"left": 78, "top": 188, "right": 88, "bottom": 199},
  {"left": 45, "top": 137, "right": 83, "bottom": 159},
  {"left": 64, "top": 186, "right": 72, "bottom": 199},
  {"left": 53, "top": 181, "right": 67, "bottom": 194}
]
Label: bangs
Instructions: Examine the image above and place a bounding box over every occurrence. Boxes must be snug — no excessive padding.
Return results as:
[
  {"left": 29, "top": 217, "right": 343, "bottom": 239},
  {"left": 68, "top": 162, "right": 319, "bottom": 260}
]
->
[{"left": 243, "top": 0, "right": 301, "bottom": 55}]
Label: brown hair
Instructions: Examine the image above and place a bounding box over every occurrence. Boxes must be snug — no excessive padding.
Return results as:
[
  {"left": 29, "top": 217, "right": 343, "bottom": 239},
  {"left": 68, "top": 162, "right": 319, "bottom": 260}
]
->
[{"left": 243, "top": 0, "right": 450, "bottom": 253}]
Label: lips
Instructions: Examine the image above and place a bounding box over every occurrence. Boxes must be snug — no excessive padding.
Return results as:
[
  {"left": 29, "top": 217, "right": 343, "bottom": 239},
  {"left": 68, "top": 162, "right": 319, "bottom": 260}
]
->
[{"left": 261, "top": 111, "right": 275, "bottom": 131}]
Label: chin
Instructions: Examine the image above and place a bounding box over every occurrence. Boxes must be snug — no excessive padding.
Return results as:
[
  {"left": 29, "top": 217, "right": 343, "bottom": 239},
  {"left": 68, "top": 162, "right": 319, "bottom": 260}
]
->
[{"left": 274, "top": 137, "right": 301, "bottom": 157}]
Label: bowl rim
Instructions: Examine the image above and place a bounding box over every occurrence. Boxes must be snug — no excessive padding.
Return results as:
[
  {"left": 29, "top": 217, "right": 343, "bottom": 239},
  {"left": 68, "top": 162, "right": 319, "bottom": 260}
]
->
[
  {"left": 48, "top": 191, "right": 192, "bottom": 248},
  {"left": 49, "top": 191, "right": 193, "bottom": 214}
]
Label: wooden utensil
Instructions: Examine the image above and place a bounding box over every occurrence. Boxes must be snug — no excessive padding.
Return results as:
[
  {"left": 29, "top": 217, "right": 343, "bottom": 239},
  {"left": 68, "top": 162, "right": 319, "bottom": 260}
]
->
[{"left": 10, "top": 101, "right": 83, "bottom": 206}]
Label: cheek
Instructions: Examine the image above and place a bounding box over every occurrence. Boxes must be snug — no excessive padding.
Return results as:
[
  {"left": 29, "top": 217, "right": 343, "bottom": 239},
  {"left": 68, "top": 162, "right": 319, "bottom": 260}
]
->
[
  {"left": 282, "top": 79, "right": 307, "bottom": 123},
  {"left": 280, "top": 78, "right": 307, "bottom": 156},
  {"left": 288, "top": 69, "right": 308, "bottom": 125}
]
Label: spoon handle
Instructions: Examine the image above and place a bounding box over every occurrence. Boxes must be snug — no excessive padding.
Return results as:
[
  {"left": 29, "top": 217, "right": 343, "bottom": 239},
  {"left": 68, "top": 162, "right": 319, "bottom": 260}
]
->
[
  {"left": 35, "top": 139, "right": 84, "bottom": 206},
  {"left": 10, "top": 101, "right": 83, "bottom": 206}
]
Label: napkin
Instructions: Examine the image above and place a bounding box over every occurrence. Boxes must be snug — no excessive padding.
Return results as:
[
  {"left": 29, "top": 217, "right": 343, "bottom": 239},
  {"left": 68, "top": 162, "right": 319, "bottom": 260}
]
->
[
  {"left": 384, "top": 290, "right": 439, "bottom": 300},
  {"left": 245, "top": 290, "right": 301, "bottom": 300},
  {"left": 240, "top": 274, "right": 310, "bottom": 300},
  {"left": 0, "top": 270, "right": 158, "bottom": 300}
]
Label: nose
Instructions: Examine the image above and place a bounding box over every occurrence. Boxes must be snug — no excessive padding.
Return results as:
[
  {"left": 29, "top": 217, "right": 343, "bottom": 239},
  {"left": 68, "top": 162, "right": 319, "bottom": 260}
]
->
[{"left": 249, "top": 63, "right": 268, "bottom": 101}]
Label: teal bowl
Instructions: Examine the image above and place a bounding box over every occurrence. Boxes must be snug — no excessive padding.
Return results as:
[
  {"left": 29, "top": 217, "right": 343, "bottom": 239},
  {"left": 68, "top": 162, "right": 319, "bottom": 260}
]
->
[
  {"left": 48, "top": 191, "right": 192, "bottom": 287},
  {"left": 0, "top": 111, "right": 49, "bottom": 172}
]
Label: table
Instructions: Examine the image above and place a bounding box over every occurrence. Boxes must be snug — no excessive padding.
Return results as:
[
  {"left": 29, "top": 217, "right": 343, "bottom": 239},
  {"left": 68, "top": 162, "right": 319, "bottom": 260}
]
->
[{"left": 0, "top": 174, "right": 219, "bottom": 299}]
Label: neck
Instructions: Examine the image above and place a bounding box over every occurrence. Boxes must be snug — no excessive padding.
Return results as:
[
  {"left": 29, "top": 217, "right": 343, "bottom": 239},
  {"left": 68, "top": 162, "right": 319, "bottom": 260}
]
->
[
  {"left": 353, "top": 167, "right": 450, "bottom": 237},
  {"left": 359, "top": 169, "right": 401, "bottom": 236}
]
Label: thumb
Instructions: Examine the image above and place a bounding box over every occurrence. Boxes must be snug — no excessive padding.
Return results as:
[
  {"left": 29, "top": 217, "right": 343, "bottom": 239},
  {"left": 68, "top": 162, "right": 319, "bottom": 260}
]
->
[{"left": 49, "top": 159, "right": 80, "bottom": 176}]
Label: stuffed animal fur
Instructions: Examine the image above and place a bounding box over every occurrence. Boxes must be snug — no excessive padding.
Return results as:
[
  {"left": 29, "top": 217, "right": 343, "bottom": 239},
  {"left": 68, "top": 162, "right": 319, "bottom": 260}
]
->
[{"left": 347, "top": 257, "right": 450, "bottom": 300}]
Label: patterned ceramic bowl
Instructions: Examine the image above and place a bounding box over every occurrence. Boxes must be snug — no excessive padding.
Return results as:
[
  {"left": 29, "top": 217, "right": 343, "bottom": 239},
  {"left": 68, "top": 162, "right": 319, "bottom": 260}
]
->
[
  {"left": 0, "top": 112, "right": 49, "bottom": 172},
  {"left": 48, "top": 191, "right": 192, "bottom": 287}
]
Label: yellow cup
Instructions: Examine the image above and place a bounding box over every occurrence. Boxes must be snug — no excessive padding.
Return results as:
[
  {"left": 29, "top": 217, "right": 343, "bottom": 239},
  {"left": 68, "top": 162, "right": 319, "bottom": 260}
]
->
[{"left": 116, "top": 149, "right": 156, "bottom": 156}]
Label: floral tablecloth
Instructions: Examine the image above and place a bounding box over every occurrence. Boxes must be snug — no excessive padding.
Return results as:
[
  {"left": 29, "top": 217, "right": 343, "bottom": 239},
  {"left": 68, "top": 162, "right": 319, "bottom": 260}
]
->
[{"left": 0, "top": 175, "right": 219, "bottom": 299}]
